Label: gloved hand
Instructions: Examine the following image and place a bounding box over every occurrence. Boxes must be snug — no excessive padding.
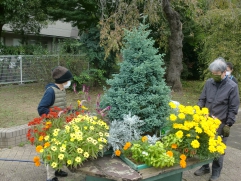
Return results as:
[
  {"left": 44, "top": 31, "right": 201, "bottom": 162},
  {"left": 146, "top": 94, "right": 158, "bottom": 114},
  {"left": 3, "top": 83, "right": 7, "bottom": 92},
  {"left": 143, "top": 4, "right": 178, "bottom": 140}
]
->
[{"left": 223, "top": 125, "right": 230, "bottom": 137}]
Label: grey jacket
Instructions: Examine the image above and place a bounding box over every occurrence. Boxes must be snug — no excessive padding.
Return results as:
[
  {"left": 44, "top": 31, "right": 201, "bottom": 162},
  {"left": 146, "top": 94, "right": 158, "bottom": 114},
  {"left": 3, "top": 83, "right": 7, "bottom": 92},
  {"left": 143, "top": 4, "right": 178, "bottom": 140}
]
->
[{"left": 198, "top": 77, "right": 240, "bottom": 126}]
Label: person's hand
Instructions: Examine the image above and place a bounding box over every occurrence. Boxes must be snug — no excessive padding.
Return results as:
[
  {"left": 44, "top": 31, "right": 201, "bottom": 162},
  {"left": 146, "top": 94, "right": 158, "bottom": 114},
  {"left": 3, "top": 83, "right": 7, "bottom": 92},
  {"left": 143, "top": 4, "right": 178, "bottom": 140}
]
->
[{"left": 223, "top": 125, "right": 230, "bottom": 137}]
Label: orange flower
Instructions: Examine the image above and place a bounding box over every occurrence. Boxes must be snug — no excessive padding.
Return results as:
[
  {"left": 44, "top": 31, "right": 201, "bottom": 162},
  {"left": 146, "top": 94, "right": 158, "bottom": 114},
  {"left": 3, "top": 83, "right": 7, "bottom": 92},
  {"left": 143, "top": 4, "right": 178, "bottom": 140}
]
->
[
  {"left": 123, "top": 145, "right": 128, "bottom": 150},
  {"left": 180, "top": 154, "right": 187, "bottom": 161},
  {"left": 166, "top": 151, "right": 173, "bottom": 157},
  {"left": 125, "top": 142, "right": 131, "bottom": 148},
  {"left": 34, "top": 161, "right": 41, "bottom": 167},
  {"left": 123, "top": 142, "right": 132, "bottom": 150},
  {"left": 115, "top": 149, "right": 121, "bottom": 156},
  {"left": 36, "top": 145, "right": 43, "bottom": 153},
  {"left": 171, "top": 144, "right": 178, "bottom": 149},
  {"left": 46, "top": 155, "right": 51, "bottom": 160},
  {"left": 33, "top": 156, "right": 40, "bottom": 162},
  {"left": 141, "top": 136, "right": 148, "bottom": 142},
  {"left": 180, "top": 159, "right": 186, "bottom": 168},
  {"left": 44, "top": 142, "right": 50, "bottom": 148}
]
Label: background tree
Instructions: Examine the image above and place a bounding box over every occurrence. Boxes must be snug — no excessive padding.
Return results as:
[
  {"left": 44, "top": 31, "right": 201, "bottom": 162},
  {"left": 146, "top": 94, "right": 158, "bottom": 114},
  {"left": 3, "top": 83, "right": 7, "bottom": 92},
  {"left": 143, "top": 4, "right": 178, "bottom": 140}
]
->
[
  {"left": 0, "top": 0, "right": 48, "bottom": 43},
  {"left": 41, "top": 0, "right": 101, "bottom": 30},
  {"left": 100, "top": 24, "right": 171, "bottom": 133},
  {"left": 194, "top": 0, "right": 241, "bottom": 80}
]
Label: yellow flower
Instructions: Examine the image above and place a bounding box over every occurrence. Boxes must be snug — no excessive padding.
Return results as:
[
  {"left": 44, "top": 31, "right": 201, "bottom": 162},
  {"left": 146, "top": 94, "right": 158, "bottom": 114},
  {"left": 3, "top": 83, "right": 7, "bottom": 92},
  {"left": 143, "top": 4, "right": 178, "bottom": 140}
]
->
[
  {"left": 60, "top": 146, "right": 66, "bottom": 152},
  {"left": 191, "top": 139, "right": 200, "bottom": 148},
  {"left": 84, "top": 152, "right": 89, "bottom": 158},
  {"left": 99, "top": 132, "right": 103, "bottom": 136},
  {"left": 84, "top": 126, "right": 88, "bottom": 130},
  {"left": 51, "top": 162, "right": 57, "bottom": 168},
  {"left": 105, "top": 132, "right": 109, "bottom": 137},
  {"left": 77, "top": 148, "right": 83, "bottom": 154},
  {"left": 75, "top": 157, "right": 82, "bottom": 163},
  {"left": 169, "top": 102, "right": 177, "bottom": 109},
  {"left": 44, "top": 135, "right": 49, "bottom": 141},
  {"left": 202, "top": 107, "right": 209, "bottom": 115},
  {"left": 175, "top": 131, "right": 183, "bottom": 139},
  {"left": 141, "top": 136, "right": 148, "bottom": 142},
  {"left": 92, "top": 140, "right": 98, "bottom": 145},
  {"left": 53, "top": 132, "right": 59, "bottom": 137},
  {"left": 77, "top": 100, "right": 81, "bottom": 106},
  {"left": 99, "top": 144, "right": 103, "bottom": 150},
  {"left": 81, "top": 105, "right": 88, "bottom": 110},
  {"left": 58, "top": 154, "right": 64, "bottom": 160},
  {"left": 195, "top": 126, "right": 203, "bottom": 133},
  {"left": 67, "top": 160, "right": 72, "bottom": 165},
  {"left": 38, "top": 136, "right": 43, "bottom": 141},
  {"left": 90, "top": 126, "right": 94, "bottom": 130},
  {"left": 51, "top": 146, "right": 57, "bottom": 152},
  {"left": 178, "top": 113, "right": 185, "bottom": 120},
  {"left": 170, "top": 114, "right": 177, "bottom": 121}
]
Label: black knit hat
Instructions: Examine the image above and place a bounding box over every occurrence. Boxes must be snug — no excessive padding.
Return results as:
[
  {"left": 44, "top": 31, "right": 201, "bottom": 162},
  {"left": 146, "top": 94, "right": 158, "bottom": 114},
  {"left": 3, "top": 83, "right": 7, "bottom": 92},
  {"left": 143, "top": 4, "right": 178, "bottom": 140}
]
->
[{"left": 52, "top": 66, "right": 73, "bottom": 83}]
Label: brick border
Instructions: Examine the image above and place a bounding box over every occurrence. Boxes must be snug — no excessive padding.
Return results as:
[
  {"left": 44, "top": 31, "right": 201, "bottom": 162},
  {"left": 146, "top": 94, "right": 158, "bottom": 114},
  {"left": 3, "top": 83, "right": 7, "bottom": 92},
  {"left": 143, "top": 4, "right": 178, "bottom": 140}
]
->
[{"left": 0, "top": 124, "right": 29, "bottom": 148}]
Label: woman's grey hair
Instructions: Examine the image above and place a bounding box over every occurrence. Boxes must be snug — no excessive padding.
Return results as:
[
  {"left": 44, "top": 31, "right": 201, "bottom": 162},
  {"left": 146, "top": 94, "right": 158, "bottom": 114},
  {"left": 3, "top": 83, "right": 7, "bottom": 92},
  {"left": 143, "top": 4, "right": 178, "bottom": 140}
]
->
[{"left": 208, "top": 57, "right": 227, "bottom": 72}]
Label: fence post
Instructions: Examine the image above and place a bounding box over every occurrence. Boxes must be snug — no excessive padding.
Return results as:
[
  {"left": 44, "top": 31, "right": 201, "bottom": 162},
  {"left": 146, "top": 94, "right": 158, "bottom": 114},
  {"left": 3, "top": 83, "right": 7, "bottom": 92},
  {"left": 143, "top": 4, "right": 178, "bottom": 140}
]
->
[{"left": 19, "top": 56, "right": 23, "bottom": 84}]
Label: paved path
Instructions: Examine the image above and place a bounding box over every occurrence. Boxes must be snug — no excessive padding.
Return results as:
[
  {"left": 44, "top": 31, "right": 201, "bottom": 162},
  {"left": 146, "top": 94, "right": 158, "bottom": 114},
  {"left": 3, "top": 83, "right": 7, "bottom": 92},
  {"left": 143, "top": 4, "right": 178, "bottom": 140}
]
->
[{"left": 1, "top": 124, "right": 241, "bottom": 181}]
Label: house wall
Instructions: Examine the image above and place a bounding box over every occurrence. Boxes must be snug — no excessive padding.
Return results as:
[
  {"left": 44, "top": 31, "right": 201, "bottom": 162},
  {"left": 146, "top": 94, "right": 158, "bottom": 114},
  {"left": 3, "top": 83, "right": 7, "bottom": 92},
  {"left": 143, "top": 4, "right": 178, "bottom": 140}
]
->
[{"left": 1, "top": 21, "right": 79, "bottom": 51}]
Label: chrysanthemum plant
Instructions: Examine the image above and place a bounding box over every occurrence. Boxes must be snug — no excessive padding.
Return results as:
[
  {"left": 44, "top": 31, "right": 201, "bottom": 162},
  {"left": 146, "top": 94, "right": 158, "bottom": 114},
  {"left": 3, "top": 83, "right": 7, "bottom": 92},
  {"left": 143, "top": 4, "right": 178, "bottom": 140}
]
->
[
  {"left": 27, "top": 105, "right": 109, "bottom": 169},
  {"left": 163, "top": 102, "right": 226, "bottom": 162},
  {"left": 118, "top": 102, "right": 226, "bottom": 169}
]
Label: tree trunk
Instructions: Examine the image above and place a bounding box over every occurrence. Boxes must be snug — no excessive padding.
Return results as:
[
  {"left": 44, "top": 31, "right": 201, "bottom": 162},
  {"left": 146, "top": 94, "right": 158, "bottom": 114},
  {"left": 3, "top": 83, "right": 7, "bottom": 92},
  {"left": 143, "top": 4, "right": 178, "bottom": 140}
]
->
[
  {"left": 162, "top": 0, "right": 183, "bottom": 92},
  {"left": 0, "top": 24, "right": 3, "bottom": 39}
]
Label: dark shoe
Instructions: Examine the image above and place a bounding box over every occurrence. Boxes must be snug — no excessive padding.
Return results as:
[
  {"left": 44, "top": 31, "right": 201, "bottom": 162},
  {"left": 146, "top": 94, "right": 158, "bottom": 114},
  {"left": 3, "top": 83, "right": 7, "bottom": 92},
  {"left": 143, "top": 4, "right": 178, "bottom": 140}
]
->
[
  {"left": 209, "top": 170, "right": 220, "bottom": 181},
  {"left": 209, "top": 175, "right": 219, "bottom": 181},
  {"left": 194, "top": 166, "right": 210, "bottom": 176},
  {"left": 47, "top": 177, "right": 59, "bottom": 181},
  {"left": 55, "top": 169, "right": 68, "bottom": 177}
]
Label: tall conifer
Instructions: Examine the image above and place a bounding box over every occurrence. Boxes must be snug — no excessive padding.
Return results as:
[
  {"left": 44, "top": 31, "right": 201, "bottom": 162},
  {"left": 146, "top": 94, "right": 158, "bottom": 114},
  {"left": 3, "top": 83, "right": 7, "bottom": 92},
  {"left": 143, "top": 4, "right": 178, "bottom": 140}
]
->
[{"left": 100, "top": 24, "right": 171, "bottom": 133}]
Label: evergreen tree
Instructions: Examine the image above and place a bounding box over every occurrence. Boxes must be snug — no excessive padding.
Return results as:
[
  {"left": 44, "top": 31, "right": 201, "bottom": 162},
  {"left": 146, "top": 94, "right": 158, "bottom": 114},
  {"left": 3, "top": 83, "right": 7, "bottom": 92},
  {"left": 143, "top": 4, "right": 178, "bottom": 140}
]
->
[{"left": 100, "top": 24, "right": 171, "bottom": 133}]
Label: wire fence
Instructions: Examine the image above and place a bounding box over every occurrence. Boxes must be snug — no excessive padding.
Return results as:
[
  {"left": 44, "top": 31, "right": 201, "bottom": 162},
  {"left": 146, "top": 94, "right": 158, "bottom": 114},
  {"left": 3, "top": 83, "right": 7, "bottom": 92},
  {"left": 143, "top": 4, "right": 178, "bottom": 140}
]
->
[{"left": 0, "top": 55, "right": 88, "bottom": 85}]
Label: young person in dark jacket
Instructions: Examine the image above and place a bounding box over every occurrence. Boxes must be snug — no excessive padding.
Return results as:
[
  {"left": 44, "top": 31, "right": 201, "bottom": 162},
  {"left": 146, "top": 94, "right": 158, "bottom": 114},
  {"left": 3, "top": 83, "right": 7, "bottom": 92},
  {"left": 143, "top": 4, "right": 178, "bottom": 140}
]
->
[
  {"left": 38, "top": 66, "right": 73, "bottom": 181},
  {"left": 226, "top": 62, "right": 238, "bottom": 84},
  {"left": 194, "top": 57, "right": 240, "bottom": 181}
]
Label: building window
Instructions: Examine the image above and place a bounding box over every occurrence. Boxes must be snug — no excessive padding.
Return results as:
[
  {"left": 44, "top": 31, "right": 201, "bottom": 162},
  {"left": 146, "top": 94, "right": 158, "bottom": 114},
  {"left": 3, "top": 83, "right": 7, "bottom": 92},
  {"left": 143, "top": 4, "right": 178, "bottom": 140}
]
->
[{"left": 13, "top": 39, "right": 21, "bottom": 46}]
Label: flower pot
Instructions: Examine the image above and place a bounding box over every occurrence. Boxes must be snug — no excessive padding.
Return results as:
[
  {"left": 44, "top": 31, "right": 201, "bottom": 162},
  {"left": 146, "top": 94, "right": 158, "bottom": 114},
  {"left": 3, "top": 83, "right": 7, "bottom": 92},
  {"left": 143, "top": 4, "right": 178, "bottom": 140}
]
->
[{"left": 119, "top": 154, "right": 151, "bottom": 171}]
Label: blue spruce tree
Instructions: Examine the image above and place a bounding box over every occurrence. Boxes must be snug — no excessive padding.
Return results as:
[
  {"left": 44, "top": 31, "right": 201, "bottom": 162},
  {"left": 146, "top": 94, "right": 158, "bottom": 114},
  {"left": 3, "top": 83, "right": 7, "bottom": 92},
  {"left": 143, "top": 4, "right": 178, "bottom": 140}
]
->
[{"left": 100, "top": 24, "right": 171, "bottom": 133}]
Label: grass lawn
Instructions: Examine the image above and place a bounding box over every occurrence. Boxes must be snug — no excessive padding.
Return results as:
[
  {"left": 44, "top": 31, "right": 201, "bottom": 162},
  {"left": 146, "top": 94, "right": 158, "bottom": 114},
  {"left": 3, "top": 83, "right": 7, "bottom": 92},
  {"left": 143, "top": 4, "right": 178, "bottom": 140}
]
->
[{"left": 0, "top": 80, "right": 238, "bottom": 128}]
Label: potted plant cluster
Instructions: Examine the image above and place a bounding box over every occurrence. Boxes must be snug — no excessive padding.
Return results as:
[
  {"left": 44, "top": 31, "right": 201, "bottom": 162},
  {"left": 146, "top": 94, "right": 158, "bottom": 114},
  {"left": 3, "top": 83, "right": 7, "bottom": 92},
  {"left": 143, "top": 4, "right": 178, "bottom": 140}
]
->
[{"left": 27, "top": 104, "right": 109, "bottom": 169}]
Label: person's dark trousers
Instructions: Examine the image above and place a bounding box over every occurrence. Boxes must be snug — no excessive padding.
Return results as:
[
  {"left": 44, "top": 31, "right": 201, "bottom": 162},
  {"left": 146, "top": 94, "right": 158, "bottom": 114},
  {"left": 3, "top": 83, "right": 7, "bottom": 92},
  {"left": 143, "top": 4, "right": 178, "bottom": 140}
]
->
[
  {"left": 211, "top": 136, "right": 227, "bottom": 177},
  {"left": 195, "top": 123, "right": 227, "bottom": 177}
]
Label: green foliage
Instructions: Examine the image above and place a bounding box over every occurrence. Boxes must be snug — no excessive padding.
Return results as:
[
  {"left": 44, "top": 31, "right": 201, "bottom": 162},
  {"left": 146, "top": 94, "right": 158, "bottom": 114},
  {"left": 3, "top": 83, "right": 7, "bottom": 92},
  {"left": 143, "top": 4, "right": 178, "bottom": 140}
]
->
[
  {"left": 42, "top": 0, "right": 100, "bottom": 31},
  {"left": 0, "top": 0, "right": 48, "bottom": 39},
  {"left": 79, "top": 26, "right": 118, "bottom": 79},
  {"left": 100, "top": 24, "right": 171, "bottom": 133},
  {"left": 0, "top": 44, "right": 48, "bottom": 55},
  {"left": 195, "top": 7, "right": 241, "bottom": 81}
]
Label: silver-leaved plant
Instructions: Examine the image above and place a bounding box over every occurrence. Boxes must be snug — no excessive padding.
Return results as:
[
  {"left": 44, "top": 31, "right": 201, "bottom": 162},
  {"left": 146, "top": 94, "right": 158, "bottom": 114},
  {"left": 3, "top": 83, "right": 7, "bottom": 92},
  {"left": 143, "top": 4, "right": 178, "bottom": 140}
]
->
[{"left": 107, "top": 112, "right": 145, "bottom": 155}]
